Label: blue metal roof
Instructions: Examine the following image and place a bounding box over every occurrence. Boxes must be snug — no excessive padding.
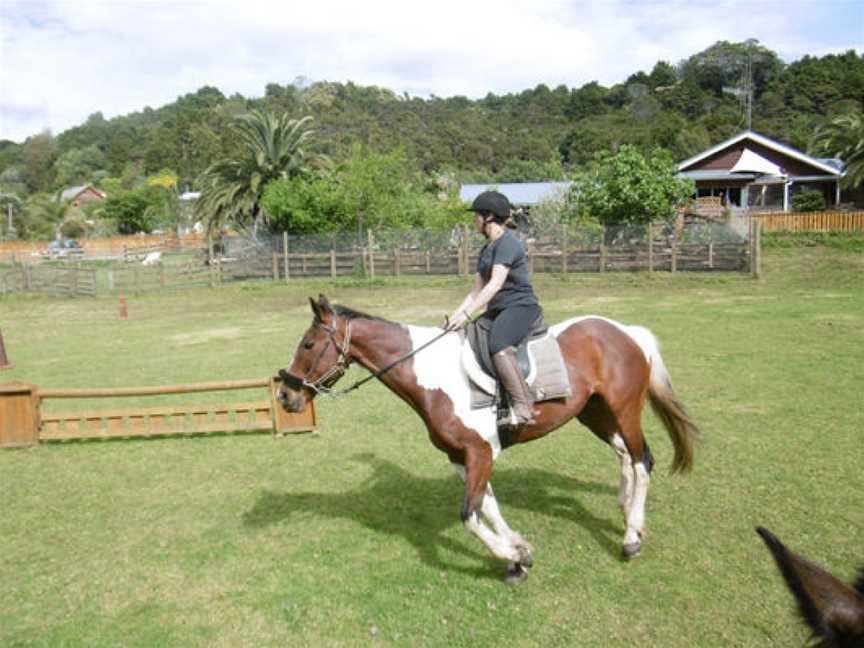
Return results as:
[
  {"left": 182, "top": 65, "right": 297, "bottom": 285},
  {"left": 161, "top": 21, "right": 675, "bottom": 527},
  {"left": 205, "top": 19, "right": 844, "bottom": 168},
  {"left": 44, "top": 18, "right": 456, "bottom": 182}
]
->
[{"left": 460, "top": 182, "right": 572, "bottom": 206}]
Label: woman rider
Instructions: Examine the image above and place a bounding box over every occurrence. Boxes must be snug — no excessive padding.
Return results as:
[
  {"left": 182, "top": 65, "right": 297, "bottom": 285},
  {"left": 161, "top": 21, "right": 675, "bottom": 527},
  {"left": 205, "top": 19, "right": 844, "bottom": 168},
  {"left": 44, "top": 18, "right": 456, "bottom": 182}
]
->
[{"left": 447, "top": 190, "right": 542, "bottom": 427}]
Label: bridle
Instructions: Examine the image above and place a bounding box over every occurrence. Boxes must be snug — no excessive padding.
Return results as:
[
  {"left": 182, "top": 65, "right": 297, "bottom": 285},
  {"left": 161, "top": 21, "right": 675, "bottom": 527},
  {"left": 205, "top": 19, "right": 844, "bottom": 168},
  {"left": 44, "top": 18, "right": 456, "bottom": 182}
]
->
[
  {"left": 278, "top": 313, "right": 451, "bottom": 399},
  {"left": 278, "top": 317, "right": 353, "bottom": 397}
]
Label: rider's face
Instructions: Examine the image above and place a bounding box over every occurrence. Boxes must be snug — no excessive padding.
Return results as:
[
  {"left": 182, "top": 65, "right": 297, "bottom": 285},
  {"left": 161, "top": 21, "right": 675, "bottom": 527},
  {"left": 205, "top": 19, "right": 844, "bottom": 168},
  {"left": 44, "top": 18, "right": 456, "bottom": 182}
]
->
[{"left": 474, "top": 211, "right": 490, "bottom": 234}]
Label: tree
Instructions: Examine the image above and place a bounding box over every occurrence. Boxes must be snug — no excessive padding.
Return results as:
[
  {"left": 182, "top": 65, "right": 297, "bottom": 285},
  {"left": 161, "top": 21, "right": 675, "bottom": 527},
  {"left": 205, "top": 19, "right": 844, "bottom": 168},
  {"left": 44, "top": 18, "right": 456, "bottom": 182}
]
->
[
  {"left": 575, "top": 146, "right": 694, "bottom": 225},
  {"left": 54, "top": 145, "right": 107, "bottom": 187},
  {"left": 813, "top": 112, "right": 864, "bottom": 188},
  {"left": 19, "top": 192, "right": 71, "bottom": 240},
  {"left": 22, "top": 131, "right": 57, "bottom": 193},
  {"left": 195, "top": 110, "right": 328, "bottom": 232},
  {"left": 102, "top": 187, "right": 167, "bottom": 234}
]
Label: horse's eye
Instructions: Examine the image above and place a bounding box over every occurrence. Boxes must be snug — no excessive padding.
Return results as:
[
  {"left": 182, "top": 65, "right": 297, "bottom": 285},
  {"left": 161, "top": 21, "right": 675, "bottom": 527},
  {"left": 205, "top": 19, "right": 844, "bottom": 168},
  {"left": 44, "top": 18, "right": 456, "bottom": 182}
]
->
[{"left": 303, "top": 340, "right": 315, "bottom": 350}]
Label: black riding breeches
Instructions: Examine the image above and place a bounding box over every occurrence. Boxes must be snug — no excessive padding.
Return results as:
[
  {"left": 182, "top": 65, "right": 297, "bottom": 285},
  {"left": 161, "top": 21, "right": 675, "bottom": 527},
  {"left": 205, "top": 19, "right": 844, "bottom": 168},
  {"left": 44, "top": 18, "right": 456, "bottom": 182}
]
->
[{"left": 482, "top": 304, "right": 542, "bottom": 355}]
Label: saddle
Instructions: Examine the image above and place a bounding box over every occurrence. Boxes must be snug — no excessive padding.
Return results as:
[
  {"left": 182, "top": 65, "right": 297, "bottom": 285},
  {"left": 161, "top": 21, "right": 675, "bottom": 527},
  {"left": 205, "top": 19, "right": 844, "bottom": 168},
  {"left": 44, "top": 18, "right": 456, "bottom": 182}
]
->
[{"left": 461, "top": 313, "right": 572, "bottom": 409}]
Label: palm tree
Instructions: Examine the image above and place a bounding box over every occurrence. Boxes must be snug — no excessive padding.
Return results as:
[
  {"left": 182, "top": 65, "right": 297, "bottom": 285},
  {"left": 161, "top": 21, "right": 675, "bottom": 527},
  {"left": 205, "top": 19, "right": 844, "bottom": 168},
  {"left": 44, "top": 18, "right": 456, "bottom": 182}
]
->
[
  {"left": 813, "top": 112, "right": 864, "bottom": 189},
  {"left": 196, "top": 111, "right": 329, "bottom": 232},
  {"left": 20, "top": 192, "right": 72, "bottom": 240}
]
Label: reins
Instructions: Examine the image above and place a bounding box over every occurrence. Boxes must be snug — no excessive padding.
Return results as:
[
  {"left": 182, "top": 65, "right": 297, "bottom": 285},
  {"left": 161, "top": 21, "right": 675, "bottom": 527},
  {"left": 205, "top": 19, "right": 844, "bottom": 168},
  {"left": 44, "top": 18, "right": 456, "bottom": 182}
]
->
[
  {"left": 334, "top": 326, "right": 451, "bottom": 396},
  {"left": 278, "top": 316, "right": 453, "bottom": 399}
]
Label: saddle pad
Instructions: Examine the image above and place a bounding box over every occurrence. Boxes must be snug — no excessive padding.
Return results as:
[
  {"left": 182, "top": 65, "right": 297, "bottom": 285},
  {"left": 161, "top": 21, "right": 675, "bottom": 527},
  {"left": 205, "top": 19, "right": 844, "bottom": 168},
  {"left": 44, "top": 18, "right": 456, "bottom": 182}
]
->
[{"left": 462, "top": 332, "right": 571, "bottom": 409}]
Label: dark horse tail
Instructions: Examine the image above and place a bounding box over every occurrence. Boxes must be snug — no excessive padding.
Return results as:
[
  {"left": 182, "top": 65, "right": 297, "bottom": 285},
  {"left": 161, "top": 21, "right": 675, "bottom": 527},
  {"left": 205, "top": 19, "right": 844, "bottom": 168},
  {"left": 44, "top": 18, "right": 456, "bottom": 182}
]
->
[{"left": 626, "top": 325, "right": 701, "bottom": 474}]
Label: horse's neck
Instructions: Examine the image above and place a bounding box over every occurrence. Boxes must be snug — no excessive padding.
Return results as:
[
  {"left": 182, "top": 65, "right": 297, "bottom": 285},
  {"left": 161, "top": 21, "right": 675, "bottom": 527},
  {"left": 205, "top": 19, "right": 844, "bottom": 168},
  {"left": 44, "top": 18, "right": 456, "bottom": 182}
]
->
[
  {"left": 347, "top": 318, "right": 416, "bottom": 376},
  {"left": 349, "top": 320, "right": 453, "bottom": 394}
]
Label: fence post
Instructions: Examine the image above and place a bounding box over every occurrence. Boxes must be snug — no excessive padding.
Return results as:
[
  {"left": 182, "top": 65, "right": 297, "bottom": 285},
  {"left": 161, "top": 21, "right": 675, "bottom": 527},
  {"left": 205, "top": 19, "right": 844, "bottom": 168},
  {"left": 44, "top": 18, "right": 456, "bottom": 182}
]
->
[
  {"left": 671, "top": 229, "right": 678, "bottom": 274},
  {"left": 208, "top": 233, "right": 215, "bottom": 288},
  {"left": 283, "top": 232, "right": 290, "bottom": 283},
  {"left": 751, "top": 219, "right": 762, "bottom": 279},
  {"left": 561, "top": 222, "right": 568, "bottom": 274},
  {"left": 708, "top": 241, "right": 714, "bottom": 269},
  {"left": 648, "top": 223, "right": 654, "bottom": 273},
  {"left": 425, "top": 250, "right": 431, "bottom": 274},
  {"left": 330, "top": 249, "right": 336, "bottom": 278},
  {"left": 367, "top": 230, "right": 375, "bottom": 278},
  {"left": 599, "top": 226, "right": 607, "bottom": 273},
  {"left": 272, "top": 251, "right": 279, "bottom": 281},
  {"left": 394, "top": 247, "right": 400, "bottom": 277}
]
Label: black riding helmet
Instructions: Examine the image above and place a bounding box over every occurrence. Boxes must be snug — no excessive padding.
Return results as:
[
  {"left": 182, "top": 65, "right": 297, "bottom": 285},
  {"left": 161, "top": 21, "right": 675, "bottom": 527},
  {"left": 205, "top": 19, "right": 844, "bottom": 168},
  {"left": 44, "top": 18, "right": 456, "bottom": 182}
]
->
[{"left": 468, "top": 190, "right": 511, "bottom": 223}]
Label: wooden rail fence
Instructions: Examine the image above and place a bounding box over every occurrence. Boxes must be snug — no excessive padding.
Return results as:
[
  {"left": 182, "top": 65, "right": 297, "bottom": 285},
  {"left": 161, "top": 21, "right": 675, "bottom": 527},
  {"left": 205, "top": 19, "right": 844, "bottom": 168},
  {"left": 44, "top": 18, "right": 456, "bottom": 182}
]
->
[
  {"left": 0, "top": 378, "right": 317, "bottom": 448},
  {"left": 752, "top": 210, "right": 864, "bottom": 232}
]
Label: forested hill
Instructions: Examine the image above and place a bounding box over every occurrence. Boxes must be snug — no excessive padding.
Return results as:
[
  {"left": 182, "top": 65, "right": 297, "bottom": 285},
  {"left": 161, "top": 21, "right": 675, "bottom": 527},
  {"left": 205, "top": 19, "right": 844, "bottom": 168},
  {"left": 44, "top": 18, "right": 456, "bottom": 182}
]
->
[{"left": 1, "top": 40, "right": 862, "bottom": 198}]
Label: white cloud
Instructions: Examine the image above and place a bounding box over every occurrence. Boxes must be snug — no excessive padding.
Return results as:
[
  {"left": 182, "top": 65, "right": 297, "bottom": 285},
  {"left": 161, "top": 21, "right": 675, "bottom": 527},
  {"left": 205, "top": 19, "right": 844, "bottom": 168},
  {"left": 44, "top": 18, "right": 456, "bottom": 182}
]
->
[{"left": 0, "top": 0, "right": 861, "bottom": 142}]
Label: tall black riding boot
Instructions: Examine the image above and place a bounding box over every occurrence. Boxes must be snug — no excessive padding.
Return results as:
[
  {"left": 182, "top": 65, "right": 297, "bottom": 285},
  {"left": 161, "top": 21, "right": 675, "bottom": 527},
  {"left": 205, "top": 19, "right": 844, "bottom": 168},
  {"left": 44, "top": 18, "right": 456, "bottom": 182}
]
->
[{"left": 493, "top": 346, "right": 537, "bottom": 427}]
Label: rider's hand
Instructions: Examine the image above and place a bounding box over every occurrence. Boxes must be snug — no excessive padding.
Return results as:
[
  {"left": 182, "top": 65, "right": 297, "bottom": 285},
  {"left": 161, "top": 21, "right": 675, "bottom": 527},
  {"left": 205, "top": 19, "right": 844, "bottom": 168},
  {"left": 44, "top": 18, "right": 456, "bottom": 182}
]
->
[{"left": 446, "top": 309, "right": 469, "bottom": 331}]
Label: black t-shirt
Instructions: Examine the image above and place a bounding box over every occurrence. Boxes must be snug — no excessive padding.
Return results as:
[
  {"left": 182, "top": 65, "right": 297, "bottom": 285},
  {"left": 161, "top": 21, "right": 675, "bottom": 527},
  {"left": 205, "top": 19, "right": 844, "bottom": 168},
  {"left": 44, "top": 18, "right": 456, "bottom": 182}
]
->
[{"left": 477, "top": 231, "right": 539, "bottom": 313}]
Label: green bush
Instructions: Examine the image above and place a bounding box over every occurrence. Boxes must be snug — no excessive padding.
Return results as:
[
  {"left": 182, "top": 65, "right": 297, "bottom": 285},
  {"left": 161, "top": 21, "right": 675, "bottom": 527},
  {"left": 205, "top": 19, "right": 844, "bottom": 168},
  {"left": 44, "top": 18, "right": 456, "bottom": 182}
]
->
[{"left": 791, "top": 188, "right": 826, "bottom": 212}]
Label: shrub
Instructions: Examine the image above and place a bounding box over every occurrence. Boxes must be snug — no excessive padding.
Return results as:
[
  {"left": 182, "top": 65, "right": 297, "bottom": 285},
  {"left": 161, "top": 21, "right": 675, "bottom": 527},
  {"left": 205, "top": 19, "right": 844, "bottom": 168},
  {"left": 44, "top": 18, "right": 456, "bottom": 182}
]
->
[{"left": 791, "top": 188, "right": 826, "bottom": 212}]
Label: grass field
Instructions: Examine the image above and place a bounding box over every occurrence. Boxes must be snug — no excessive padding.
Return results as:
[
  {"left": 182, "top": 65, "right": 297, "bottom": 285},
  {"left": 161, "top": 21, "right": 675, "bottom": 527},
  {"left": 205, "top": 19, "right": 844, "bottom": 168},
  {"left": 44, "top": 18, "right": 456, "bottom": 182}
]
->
[{"left": 1, "top": 243, "right": 862, "bottom": 647}]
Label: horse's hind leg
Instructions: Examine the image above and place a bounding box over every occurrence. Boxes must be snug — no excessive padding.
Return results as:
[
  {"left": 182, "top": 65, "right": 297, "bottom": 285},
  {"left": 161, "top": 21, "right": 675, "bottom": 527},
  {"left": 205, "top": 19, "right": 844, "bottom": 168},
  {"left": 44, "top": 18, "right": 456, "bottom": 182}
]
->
[
  {"left": 614, "top": 405, "right": 651, "bottom": 559},
  {"left": 578, "top": 396, "right": 651, "bottom": 559}
]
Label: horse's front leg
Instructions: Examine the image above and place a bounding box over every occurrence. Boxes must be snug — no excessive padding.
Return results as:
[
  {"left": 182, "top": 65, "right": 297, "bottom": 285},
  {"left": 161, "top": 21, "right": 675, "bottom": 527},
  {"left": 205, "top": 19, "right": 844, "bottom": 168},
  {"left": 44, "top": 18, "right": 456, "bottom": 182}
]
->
[{"left": 452, "top": 448, "right": 531, "bottom": 583}]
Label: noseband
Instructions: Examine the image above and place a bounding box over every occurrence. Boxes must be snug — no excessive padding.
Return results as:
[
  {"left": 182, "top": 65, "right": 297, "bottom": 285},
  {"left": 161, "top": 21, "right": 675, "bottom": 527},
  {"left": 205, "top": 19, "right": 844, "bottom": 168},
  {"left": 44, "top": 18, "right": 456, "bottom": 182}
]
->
[{"left": 279, "top": 318, "right": 352, "bottom": 396}]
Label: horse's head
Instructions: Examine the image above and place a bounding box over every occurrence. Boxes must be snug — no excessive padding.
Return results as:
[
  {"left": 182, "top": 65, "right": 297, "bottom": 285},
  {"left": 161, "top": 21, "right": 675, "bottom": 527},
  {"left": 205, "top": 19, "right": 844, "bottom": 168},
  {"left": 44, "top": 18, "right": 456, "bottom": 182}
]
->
[{"left": 276, "top": 294, "right": 351, "bottom": 412}]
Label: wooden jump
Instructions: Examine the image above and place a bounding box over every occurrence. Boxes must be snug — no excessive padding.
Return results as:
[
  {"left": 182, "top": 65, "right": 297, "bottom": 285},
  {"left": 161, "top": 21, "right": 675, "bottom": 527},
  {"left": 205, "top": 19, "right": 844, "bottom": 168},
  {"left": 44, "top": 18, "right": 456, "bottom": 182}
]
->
[{"left": 0, "top": 377, "right": 317, "bottom": 448}]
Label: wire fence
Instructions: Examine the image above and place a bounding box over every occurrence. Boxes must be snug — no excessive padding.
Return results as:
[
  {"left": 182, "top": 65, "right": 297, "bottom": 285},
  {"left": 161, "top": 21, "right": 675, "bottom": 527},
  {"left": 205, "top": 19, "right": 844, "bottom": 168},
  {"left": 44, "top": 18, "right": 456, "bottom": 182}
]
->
[{"left": 0, "top": 218, "right": 756, "bottom": 297}]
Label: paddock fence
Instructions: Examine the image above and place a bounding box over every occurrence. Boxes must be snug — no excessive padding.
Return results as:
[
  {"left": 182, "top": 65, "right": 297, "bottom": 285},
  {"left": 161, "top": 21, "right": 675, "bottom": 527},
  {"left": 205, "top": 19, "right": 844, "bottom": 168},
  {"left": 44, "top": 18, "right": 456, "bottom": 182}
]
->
[
  {"left": 0, "top": 378, "right": 317, "bottom": 448},
  {"left": 752, "top": 210, "right": 864, "bottom": 232},
  {"left": 0, "top": 220, "right": 757, "bottom": 296}
]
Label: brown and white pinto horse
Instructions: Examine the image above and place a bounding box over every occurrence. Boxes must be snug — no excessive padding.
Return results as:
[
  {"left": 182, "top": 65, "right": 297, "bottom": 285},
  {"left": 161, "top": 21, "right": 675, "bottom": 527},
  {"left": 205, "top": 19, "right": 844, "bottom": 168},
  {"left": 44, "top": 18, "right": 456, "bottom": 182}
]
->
[{"left": 277, "top": 294, "right": 700, "bottom": 582}]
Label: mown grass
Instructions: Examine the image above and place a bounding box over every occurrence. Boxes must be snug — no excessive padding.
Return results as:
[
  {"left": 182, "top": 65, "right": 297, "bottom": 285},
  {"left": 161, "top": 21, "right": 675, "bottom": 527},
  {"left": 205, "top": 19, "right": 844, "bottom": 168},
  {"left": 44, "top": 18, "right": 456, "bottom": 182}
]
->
[{"left": 1, "top": 244, "right": 862, "bottom": 647}]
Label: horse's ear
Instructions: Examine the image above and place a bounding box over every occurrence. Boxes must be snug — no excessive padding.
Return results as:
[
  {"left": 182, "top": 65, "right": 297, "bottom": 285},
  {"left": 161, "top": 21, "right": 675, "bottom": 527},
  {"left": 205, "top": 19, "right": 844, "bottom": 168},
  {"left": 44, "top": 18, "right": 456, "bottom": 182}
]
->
[
  {"left": 309, "top": 296, "right": 322, "bottom": 322},
  {"left": 317, "top": 294, "right": 335, "bottom": 320}
]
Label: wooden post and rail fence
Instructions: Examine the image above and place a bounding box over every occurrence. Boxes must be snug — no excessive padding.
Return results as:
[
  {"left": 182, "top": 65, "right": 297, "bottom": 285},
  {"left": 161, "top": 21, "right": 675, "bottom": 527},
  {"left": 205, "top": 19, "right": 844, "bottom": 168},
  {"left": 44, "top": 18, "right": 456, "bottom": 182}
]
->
[{"left": 0, "top": 378, "right": 317, "bottom": 448}]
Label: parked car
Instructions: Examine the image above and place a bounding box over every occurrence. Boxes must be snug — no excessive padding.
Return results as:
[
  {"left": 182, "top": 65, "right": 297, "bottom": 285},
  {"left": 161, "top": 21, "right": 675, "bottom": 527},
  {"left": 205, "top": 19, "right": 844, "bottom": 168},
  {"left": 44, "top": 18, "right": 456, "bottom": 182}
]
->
[{"left": 39, "top": 239, "right": 83, "bottom": 259}]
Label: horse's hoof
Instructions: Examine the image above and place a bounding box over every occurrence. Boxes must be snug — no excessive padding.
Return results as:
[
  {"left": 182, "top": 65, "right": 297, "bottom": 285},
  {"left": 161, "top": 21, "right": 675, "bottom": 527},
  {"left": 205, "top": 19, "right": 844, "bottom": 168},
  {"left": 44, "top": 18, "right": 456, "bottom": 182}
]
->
[
  {"left": 516, "top": 546, "right": 534, "bottom": 568},
  {"left": 622, "top": 542, "right": 642, "bottom": 560},
  {"left": 504, "top": 562, "right": 529, "bottom": 585}
]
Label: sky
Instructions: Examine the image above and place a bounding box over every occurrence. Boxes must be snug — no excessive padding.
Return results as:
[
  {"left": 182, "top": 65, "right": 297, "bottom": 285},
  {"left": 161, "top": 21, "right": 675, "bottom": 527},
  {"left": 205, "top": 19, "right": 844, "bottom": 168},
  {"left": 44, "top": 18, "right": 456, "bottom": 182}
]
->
[{"left": 0, "top": 0, "right": 862, "bottom": 144}]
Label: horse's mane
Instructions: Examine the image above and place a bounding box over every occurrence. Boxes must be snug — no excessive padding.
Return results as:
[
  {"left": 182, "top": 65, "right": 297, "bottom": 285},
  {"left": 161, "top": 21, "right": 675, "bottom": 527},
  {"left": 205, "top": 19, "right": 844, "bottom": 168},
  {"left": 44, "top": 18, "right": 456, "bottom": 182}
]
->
[{"left": 333, "top": 304, "right": 395, "bottom": 325}]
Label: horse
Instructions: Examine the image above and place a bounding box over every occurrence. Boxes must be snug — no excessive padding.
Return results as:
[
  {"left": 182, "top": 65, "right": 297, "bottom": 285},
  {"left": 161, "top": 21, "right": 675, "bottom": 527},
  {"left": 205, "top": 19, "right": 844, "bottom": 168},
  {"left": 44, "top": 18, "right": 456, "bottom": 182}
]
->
[
  {"left": 757, "top": 527, "right": 864, "bottom": 648},
  {"left": 277, "top": 294, "right": 700, "bottom": 583}
]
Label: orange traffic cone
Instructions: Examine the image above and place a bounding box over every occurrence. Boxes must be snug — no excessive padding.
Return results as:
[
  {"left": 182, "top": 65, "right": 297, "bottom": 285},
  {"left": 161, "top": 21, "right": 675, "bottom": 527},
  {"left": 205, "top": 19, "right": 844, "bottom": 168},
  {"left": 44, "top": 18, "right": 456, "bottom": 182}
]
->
[
  {"left": 119, "top": 295, "right": 128, "bottom": 320},
  {"left": 0, "top": 329, "right": 12, "bottom": 370}
]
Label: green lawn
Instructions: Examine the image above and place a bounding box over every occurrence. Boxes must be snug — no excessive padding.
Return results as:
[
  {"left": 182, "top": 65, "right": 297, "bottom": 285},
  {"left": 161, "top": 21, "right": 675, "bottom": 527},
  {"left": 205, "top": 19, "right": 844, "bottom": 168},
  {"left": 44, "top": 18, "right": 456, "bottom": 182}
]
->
[{"left": 1, "top": 244, "right": 862, "bottom": 647}]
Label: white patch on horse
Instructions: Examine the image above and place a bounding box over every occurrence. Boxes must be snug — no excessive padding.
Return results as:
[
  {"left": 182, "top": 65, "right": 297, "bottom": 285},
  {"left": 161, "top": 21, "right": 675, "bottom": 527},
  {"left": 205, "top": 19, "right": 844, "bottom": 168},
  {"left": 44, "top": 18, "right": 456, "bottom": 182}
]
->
[
  {"left": 611, "top": 433, "right": 635, "bottom": 514},
  {"left": 407, "top": 325, "right": 501, "bottom": 459}
]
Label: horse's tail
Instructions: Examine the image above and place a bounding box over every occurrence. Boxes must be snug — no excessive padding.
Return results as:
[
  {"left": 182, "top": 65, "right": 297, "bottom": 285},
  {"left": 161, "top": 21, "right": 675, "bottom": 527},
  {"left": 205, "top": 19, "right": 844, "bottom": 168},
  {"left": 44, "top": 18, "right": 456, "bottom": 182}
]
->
[{"left": 624, "top": 325, "right": 701, "bottom": 474}]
